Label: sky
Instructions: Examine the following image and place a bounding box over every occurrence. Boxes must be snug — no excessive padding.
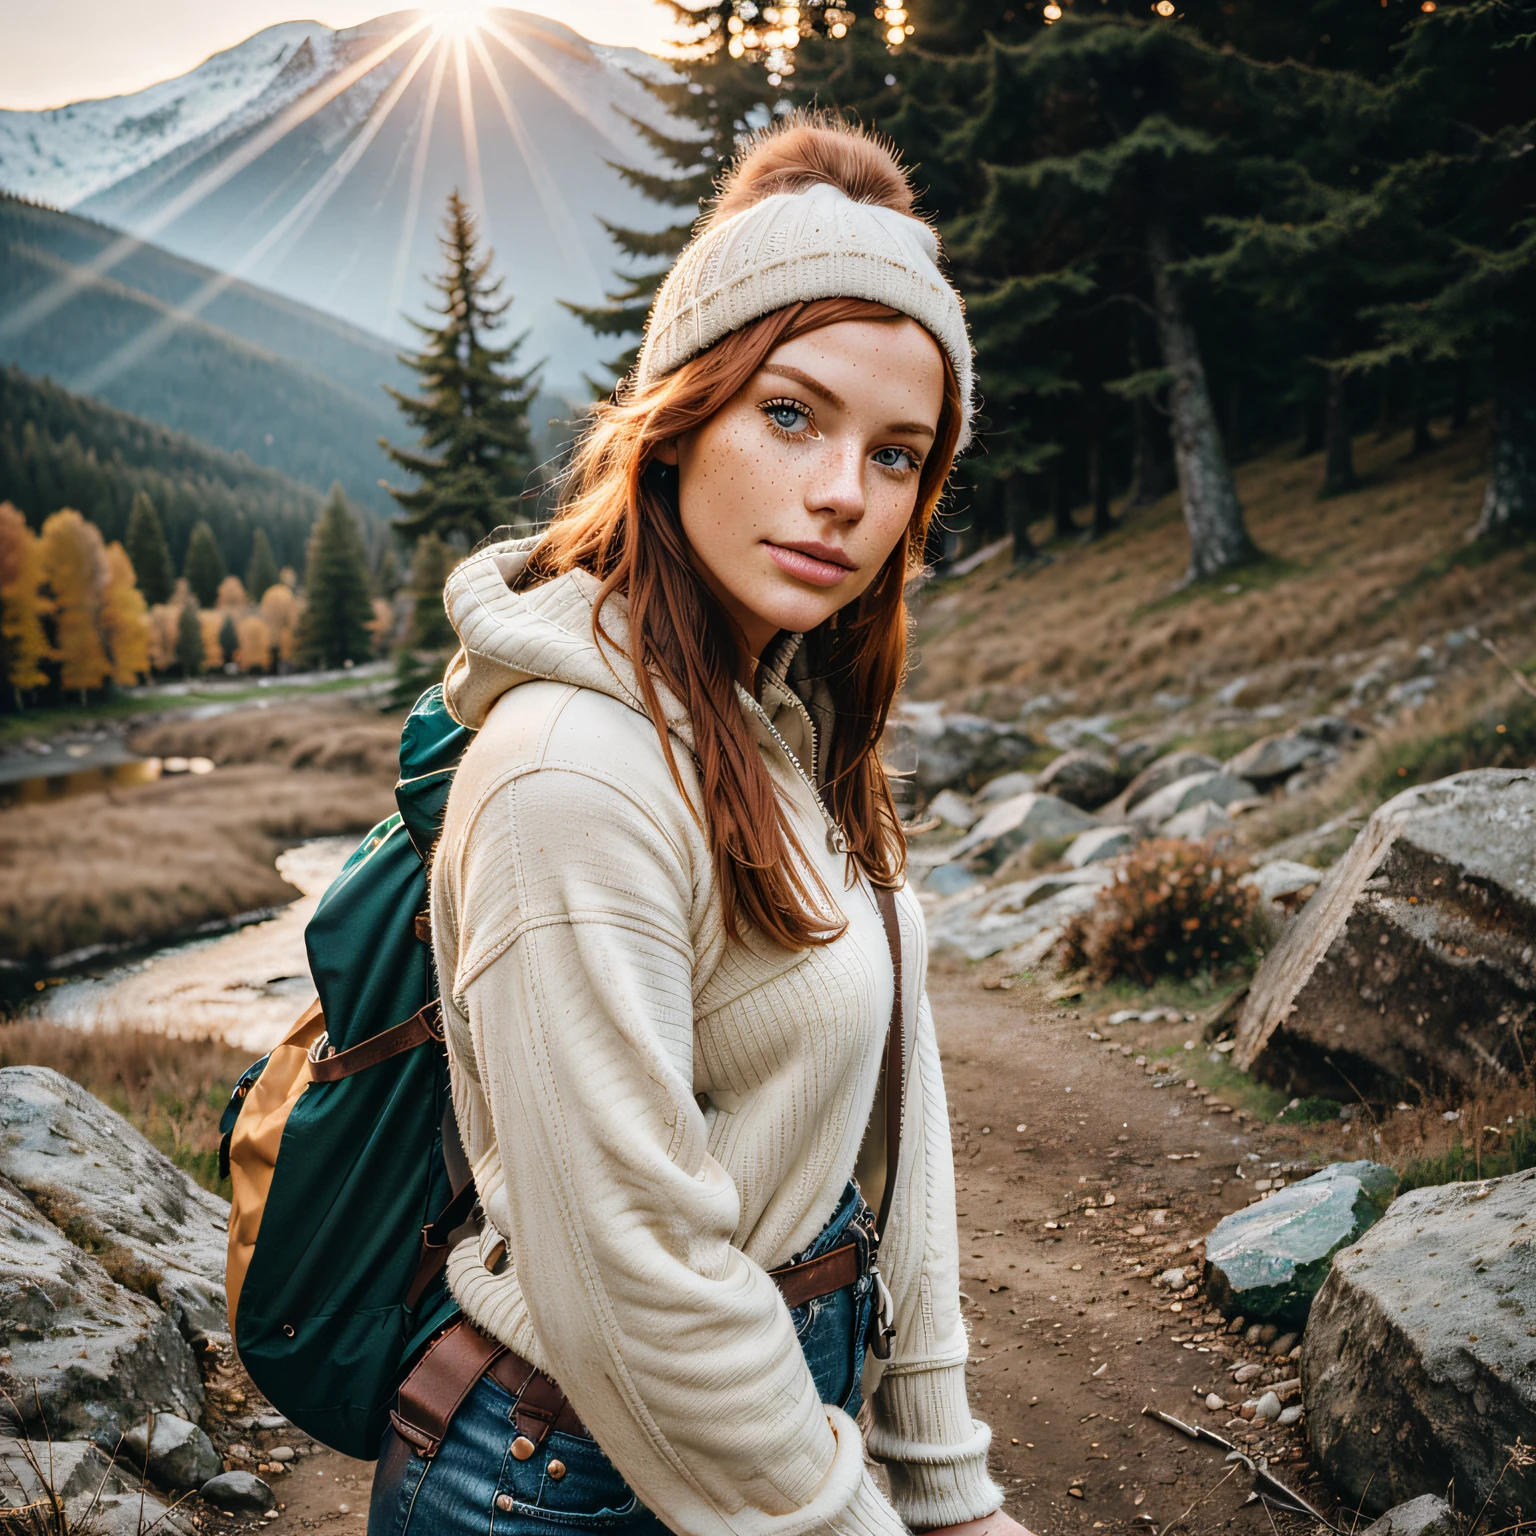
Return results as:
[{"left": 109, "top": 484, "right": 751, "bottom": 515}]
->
[{"left": 0, "top": 0, "right": 679, "bottom": 111}]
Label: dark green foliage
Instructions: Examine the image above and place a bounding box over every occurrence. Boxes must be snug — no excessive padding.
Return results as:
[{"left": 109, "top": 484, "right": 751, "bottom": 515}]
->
[
  {"left": 123, "top": 492, "right": 174, "bottom": 605},
  {"left": 0, "top": 192, "right": 404, "bottom": 517},
  {"left": 175, "top": 600, "right": 203, "bottom": 677},
  {"left": 1060, "top": 837, "right": 1265, "bottom": 985},
  {"left": 382, "top": 193, "right": 540, "bottom": 544},
  {"left": 405, "top": 535, "right": 457, "bottom": 653},
  {"left": 299, "top": 488, "right": 374, "bottom": 669},
  {"left": 182, "top": 521, "right": 226, "bottom": 608},
  {"left": 218, "top": 612, "right": 239, "bottom": 666},
  {"left": 246, "top": 527, "right": 280, "bottom": 603},
  {"left": 1278, "top": 1096, "right": 1343, "bottom": 1125},
  {"left": 0, "top": 365, "right": 319, "bottom": 573}
]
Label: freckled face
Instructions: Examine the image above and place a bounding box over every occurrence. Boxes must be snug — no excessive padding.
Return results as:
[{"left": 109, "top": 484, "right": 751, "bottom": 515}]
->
[{"left": 657, "top": 318, "right": 946, "bottom": 666}]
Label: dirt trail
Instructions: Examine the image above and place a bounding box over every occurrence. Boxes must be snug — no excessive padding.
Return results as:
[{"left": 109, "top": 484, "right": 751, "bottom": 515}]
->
[{"left": 929, "top": 963, "right": 1322, "bottom": 1535}]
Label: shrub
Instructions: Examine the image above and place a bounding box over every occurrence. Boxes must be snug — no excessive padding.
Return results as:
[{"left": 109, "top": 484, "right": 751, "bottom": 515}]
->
[{"left": 1060, "top": 838, "right": 1265, "bottom": 985}]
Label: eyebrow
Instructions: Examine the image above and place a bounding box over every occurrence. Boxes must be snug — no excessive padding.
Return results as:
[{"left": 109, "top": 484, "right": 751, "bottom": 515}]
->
[{"left": 760, "top": 364, "right": 937, "bottom": 441}]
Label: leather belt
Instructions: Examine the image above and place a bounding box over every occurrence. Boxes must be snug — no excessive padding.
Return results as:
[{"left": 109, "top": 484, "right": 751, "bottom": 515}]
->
[{"left": 769, "top": 1241, "right": 860, "bottom": 1309}]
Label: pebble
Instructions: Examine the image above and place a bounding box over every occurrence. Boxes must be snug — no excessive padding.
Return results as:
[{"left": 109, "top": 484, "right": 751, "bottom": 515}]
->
[
  {"left": 1271, "top": 1332, "right": 1298, "bottom": 1356},
  {"left": 200, "top": 1472, "right": 275, "bottom": 1513},
  {"left": 1278, "top": 1404, "right": 1303, "bottom": 1427},
  {"left": 1205, "top": 1393, "right": 1225, "bottom": 1411},
  {"left": 255, "top": 1414, "right": 290, "bottom": 1431},
  {"left": 1254, "top": 1391, "right": 1282, "bottom": 1422},
  {"left": 1233, "top": 1363, "right": 1263, "bottom": 1383},
  {"left": 269, "top": 1446, "right": 295, "bottom": 1462}
]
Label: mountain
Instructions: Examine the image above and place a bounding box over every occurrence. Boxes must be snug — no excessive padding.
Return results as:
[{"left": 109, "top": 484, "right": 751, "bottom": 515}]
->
[
  {"left": 0, "top": 363, "right": 324, "bottom": 575},
  {"left": 0, "top": 192, "right": 406, "bottom": 515},
  {"left": 0, "top": 9, "right": 678, "bottom": 394}
]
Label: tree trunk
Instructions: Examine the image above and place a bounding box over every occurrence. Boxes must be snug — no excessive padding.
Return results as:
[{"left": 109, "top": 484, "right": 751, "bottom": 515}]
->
[
  {"left": 1300, "top": 397, "right": 1325, "bottom": 457},
  {"left": 1470, "top": 350, "right": 1536, "bottom": 542},
  {"left": 1147, "top": 223, "right": 1255, "bottom": 581},
  {"left": 1087, "top": 424, "right": 1115, "bottom": 539},
  {"left": 1319, "top": 367, "right": 1359, "bottom": 498},
  {"left": 1005, "top": 475, "right": 1038, "bottom": 565},
  {"left": 1050, "top": 461, "right": 1077, "bottom": 540}
]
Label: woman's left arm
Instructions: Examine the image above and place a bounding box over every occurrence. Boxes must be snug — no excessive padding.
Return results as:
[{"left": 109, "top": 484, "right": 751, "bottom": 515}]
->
[{"left": 863, "top": 896, "right": 1009, "bottom": 1533}]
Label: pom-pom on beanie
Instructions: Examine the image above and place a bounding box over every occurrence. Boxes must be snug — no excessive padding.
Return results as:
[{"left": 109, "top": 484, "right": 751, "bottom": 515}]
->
[{"left": 635, "top": 116, "right": 975, "bottom": 448}]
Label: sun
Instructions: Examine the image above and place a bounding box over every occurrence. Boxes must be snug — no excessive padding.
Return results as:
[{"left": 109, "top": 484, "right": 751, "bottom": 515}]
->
[{"left": 425, "top": 0, "right": 494, "bottom": 38}]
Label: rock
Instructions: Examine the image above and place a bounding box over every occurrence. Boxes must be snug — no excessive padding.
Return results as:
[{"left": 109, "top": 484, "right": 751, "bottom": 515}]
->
[
  {"left": 1236, "top": 769, "right": 1536, "bottom": 1097},
  {"left": 1042, "top": 713, "right": 1117, "bottom": 753},
  {"left": 1035, "top": 749, "right": 1120, "bottom": 810},
  {"left": 927, "top": 788, "right": 979, "bottom": 830},
  {"left": 927, "top": 867, "right": 1112, "bottom": 963},
  {"left": 1253, "top": 1390, "right": 1281, "bottom": 1421},
  {"left": 0, "top": 1067, "right": 230, "bottom": 1335},
  {"left": 1242, "top": 860, "right": 1324, "bottom": 907},
  {"left": 1132, "top": 771, "right": 1256, "bottom": 830},
  {"left": 1118, "top": 750, "right": 1222, "bottom": 814},
  {"left": 1205, "top": 1161, "right": 1397, "bottom": 1325},
  {"left": 120, "top": 1412, "right": 221, "bottom": 1488},
  {"left": 1297, "top": 715, "right": 1367, "bottom": 747},
  {"left": 1155, "top": 1268, "right": 1187, "bottom": 1289},
  {"left": 200, "top": 1470, "right": 276, "bottom": 1513},
  {"left": 923, "top": 863, "right": 981, "bottom": 898},
  {"left": 0, "top": 1175, "right": 204, "bottom": 1443},
  {"left": 1303, "top": 1166, "right": 1536, "bottom": 1521},
  {"left": 253, "top": 1413, "right": 290, "bottom": 1431},
  {"left": 1160, "top": 801, "right": 1234, "bottom": 841},
  {"left": 974, "top": 771, "right": 1035, "bottom": 805},
  {"left": 1226, "top": 732, "right": 1332, "bottom": 786},
  {"left": 268, "top": 1445, "right": 295, "bottom": 1461},
  {"left": 1232, "top": 1363, "right": 1263, "bottom": 1384},
  {"left": 1360, "top": 1496, "right": 1458, "bottom": 1536},
  {"left": 890, "top": 703, "right": 1039, "bottom": 797},
  {"left": 1277, "top": 1404, "right": 1303, "bottom": 1427},
  {"left": 1064, "top": 824, "right": 1140, "bottom": 868},
  {"left": 0, "top": 1437, "right": 192, "bottom": 1535},
  {"left": 1269, "top": 1331, "right": 1298, "bottom": 1357},
  {"left": 1204, "top": 1392, "right": 1224, "bottom": 1411},
  {"left": 941, "top": 792, "right": 1099, "bottom": 871},
  {"left": 1112, "top": 740, "right": 1159, "bottom": 780}
]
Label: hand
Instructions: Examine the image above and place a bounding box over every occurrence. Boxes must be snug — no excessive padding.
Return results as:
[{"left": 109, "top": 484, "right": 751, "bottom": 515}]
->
[{"left": 923, "top": 1511, "right": 1037, "bottom": 1536}]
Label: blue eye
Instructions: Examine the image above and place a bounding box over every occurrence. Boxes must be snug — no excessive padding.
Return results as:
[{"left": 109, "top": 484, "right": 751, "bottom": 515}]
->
[
  {"left": 762, "top": 400, "right": 813, "bottom": 435},
  {"left": 873, "top": 446, "right": 918, "bottom": 471}
]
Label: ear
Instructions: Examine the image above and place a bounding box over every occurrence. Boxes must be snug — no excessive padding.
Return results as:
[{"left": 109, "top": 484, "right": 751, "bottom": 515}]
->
[{"left": 652, "top": 439, "right": 680, "bottom": 466}]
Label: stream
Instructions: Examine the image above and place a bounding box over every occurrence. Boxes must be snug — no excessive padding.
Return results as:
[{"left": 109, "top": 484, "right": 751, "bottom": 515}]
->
[{"left": 25, "top": 838, "right": 355, "bottom": 1053}]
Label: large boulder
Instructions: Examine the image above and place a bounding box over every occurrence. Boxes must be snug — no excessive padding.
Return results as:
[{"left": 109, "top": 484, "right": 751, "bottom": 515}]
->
[
  {"left": 1360, "top": 1497, "right": 1457, "bottom": 1536},
  {"left": 120, "top": 1411, "right": 221, "bottom": 1488},
  {"left": 0, "top": 1436, "right": 193, "bottom": 1535},
  {"left": 1065, "top": 824, "right": 1141, "bottom": 868},
  {"left": 1131, "top": 770, "right": 1257, "bottom": 830},
  {"left": 0, "top": 1067, "right": 230, "bottom": 1336},
  {"left": 0, "top": 1175, "right": 203, "bottom": 1443},
  {"left": 1205, "top": 1161, "right": 1397, "bottom": 1325},
  {"left": 1302, "top": 1166, "right": 1536, "bottom": 1521},
  {"left": 1035, "top": 749, "right": 1121, "bottom": 810},
  {"left": 941, "top": 792, "right": 1099, "bottom": 872},
  {"left": 890, "top": 702, "right": 1039, "bottom": 797},
  {"left": 1235, "top": 769, "right": 1536, "bottom": 1097},
  {"left": 1117, "top": 750, "right": 1221, "bottom": 814},
  {"left": 927, "top": 867, "right": 1112, "bottom": 963}
]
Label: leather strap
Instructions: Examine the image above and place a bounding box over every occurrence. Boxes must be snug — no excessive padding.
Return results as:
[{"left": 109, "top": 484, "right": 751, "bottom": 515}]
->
[
  {"left": 308, "top": 1000, "right": 444, "bottom": 1082},
  {"left": 389, "top": 1317, "right": 506, "bottom": 1457},
  {"left": 767, "top": 1241, "right": 860, "bottom": 1308},
  {"left": 404, "top": 1177, "right": 479, "bottom": 1310},
  {"left": 874, "top": 887, "right": 904, "bottom": 1243},
  {"left": 490, "top": 1351, "right": 591, "bottom": 1444}
]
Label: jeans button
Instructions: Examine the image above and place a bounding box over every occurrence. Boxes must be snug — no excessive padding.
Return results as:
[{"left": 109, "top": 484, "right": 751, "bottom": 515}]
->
[
  {"left": 547, "top": 1460, "right": 566, "bottom": 1481},
  {"left": 511, "top": 1436, "right": 536, "bottom": 1460},
  {"left": 497, "top": 1494, "right": 514, "bottom": 1512}
]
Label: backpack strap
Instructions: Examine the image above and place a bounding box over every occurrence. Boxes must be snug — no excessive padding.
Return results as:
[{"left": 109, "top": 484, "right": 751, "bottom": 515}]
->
[
  {"left": 874, "top": 886, "right": 905, "bottom": 1244},
  {"left": 307, "top": 1000, "right": 444, "bottom": 1082}
]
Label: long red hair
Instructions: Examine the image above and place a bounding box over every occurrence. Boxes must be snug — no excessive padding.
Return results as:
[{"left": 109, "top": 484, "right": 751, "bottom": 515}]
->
[{"left": 519, "top": 296, "right": 963, "bottom": 949}]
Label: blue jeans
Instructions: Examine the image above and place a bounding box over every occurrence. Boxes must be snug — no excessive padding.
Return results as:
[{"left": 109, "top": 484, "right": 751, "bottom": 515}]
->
[{"left": 371, "top": 1184, "right": 878, "bottom": 1536}]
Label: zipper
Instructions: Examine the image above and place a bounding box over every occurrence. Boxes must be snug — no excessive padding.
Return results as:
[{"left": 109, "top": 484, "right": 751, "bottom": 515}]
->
[{"left": 738, "top": 686, "right": 849, "bottom": 856}]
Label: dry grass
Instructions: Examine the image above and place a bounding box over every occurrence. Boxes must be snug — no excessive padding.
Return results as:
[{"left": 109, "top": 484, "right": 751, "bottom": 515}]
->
[
  {"left": 913, "top": 417, "right": 1531, "bottom": 724},
  {"left": 0, "top": 1020, "right": 250, "bottom": 1194},
  {"left": 0, "top": 703, "right": 399, "bottom": 963}
]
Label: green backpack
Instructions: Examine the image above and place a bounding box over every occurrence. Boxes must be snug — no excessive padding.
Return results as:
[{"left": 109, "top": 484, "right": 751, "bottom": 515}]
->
[{"left": 220, "top": 685, "right": 473, "bottom": 1458}]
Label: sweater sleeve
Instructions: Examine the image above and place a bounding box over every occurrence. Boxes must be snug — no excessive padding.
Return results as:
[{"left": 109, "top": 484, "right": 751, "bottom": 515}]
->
[
  {"left": 440, "top": 747, "right": 909, "bottom": 1536},
  {"left": 864, "top": 894, "right": 1005, "bottom": 1532}
]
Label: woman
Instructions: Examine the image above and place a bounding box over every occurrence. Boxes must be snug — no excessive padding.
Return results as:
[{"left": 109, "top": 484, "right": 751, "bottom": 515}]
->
[{"left": 373, "top": 116, "right": 1034, "bottom": 1536}]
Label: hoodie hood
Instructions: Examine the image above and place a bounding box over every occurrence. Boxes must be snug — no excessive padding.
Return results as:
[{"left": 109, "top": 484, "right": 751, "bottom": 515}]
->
[{"left": 440, "top": 536, "right": 838, "bottom": 781}]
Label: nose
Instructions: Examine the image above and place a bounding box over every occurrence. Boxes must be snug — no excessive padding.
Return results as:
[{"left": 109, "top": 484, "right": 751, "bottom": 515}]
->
[{"left": 804, "top": 435, "right": 866, "bottom": 523}]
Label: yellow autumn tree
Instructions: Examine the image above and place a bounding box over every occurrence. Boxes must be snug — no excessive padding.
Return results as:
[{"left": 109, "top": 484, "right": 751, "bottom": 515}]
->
[
  {"left": 368, "top": 596, "right": 396, "bottom": 655},
  {"left": 0, "top": 502, "right": 52, "bottom": 703},
  {"left": 235, "top": 614, "right": 273, "bottom": 672},
  {"left": 99, "top": 541, "right": 151, "bottom": 685},
  {"left": 198, "top": 609, "right": 225, "bottom": 673},
  {"left": 40, "top": 510, "right": 111, "bottom": 697},
  {"left": 146, "top": 602, "right": 181, "bottom": 672},
  {"left": 216, "top": 574, "right": 248, "bottom": 612},
  {"left": 259, "top": 582, "right": 299, "bottom": 667}
]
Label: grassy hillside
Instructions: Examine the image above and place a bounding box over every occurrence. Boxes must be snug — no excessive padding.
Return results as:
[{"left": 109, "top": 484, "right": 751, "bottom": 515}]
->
[
  {"left": 0, "top": 364, "right": 323, "bottom": 572},
  {"left": 0, "top": 193, "right": 401, "bottom": 515},
  {"left": 913, "top": 415, "right": 1535, "bottom": 816}
]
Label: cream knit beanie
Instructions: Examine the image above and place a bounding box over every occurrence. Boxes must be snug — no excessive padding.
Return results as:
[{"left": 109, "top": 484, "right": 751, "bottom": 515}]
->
[{"left": 634, "top": 130, "right": 975, "bottom": 448}]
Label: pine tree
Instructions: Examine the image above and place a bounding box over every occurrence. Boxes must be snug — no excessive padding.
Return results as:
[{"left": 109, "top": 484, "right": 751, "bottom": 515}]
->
[
  {"left": 175, "top": 599, "right": 204, "bottom": 677},
  {"left": 382, "top": 193, "right": 542, "bottom": 545},
  {"left": 246, "top": 527, "right": 280, "bottom": 601},
  {"left": 124, "top": 491, "right": 174, "bottom": 605},
  {"left": 99, "top": 540, "right": 151, "bottom": 685},
  {"left": 183, "top": 520, "right": 227, "bottom": 608},
  {"left": 406, "top": 534, "right": 458, "bottom": 651},
  {"left": 298, "top": 487, "right": 375, "bottom": 668},
  {"left": 39, "top": 509, "right": 111, "bottom": 697},
  {"left": 0, "top": 501, "right": 52, "bottom": 706}
]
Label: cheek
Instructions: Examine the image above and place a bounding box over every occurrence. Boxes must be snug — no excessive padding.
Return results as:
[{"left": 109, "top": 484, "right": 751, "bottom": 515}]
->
[{"left": 678, "top": 420, "right": 780, "bottom": 557}]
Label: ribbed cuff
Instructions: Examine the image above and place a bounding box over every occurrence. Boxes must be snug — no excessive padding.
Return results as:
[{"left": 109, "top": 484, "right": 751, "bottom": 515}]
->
[{"left": 866, "top": 1366, "right": 1004, "bottom": 1531}]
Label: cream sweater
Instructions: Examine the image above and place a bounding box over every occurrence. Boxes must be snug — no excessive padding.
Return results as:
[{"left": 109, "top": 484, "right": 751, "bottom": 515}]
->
[{"left": 431, "top": 538, "right": 1002, "bottom": 1536}]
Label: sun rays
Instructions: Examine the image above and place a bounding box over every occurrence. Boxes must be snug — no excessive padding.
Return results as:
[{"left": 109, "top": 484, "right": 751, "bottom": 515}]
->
[{"left": 3, "top": 6, "right": 629, "bottom": 403}]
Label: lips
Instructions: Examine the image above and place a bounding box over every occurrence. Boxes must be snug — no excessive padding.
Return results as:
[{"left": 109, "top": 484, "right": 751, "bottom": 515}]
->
[{"left": 764, "top": 541, "right": 855, "bottom": 588}]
